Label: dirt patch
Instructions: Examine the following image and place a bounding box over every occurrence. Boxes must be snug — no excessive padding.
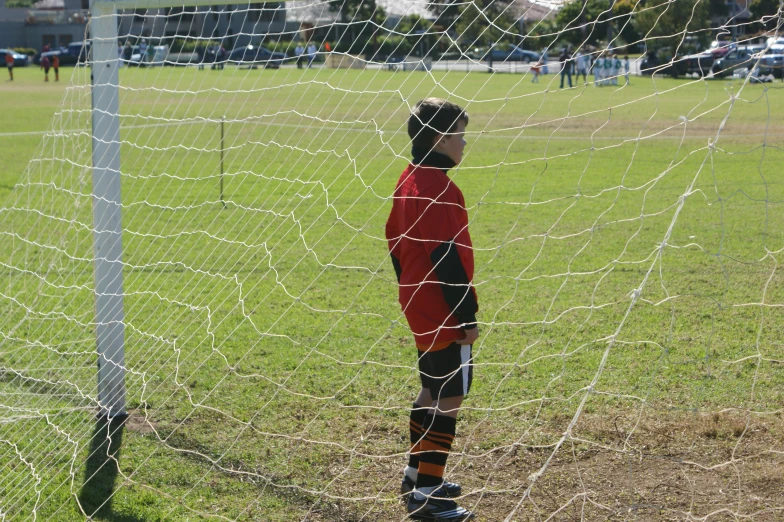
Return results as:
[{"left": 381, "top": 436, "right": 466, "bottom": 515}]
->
[
  {"left": 319, "top": 410, "right": 784, "bottom": 521},
  {"left": 122, "top": 409, "right": 158, "bottom": 435}
]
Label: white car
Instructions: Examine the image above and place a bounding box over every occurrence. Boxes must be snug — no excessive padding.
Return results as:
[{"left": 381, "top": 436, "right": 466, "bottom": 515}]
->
[
  {"left": 759, "top": 46, "right": 784, "bottom": 78},
  {"left": 128, "top": 45, "right": 169, "bottom": 66}
]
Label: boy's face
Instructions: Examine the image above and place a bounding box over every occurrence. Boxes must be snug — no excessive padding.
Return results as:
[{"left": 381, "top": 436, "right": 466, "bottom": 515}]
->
[{"left": 434, "top": 120, "right": 467, "bottom": 165}]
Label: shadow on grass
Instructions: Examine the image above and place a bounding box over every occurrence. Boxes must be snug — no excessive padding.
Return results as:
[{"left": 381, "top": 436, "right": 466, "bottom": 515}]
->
[{"left": 78, "top": 416, "right": 143, "bottom": 522}]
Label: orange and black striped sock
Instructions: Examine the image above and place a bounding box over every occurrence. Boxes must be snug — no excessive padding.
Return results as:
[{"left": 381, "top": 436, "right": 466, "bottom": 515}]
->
[
  {"left": 416, "top": 414, "right": 457, "bottom": 488},
  {"left": 408, "top": 403, "right": 427, "bottom": 470}
]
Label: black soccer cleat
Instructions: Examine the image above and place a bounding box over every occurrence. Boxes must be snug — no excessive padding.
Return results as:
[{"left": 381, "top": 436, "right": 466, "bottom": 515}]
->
[
  {"left": 407, "top": 493, "right": 474, "bottom": 521},
  {"left": 401, "top": 476, "right": 462, "bottom": 497}
]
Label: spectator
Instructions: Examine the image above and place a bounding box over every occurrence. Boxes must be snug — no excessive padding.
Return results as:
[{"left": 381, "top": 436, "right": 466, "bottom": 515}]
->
[
  {"left": 575, "top": 50, "right": 588, "bottom": 84},
  {"left": 41, "top": 55, "right": 50, "bottom": 82},
  {"left": 624, "top": 55, "right": 631, "bottom": 85},
  {"left": 6, "top": 51, "right": 14, "bottom": 81},
  {"left": 307, "top": 43, "right": 317, "bottom": 67},
  {"left": 295, "top": 43, "right": 304, "bottom": 69},
  {"left": 146, "top": 42, "right": 155, "bottom": 65},
  {"left": 593, "top": 53, "right": 601, "bottom": 87},
  {"left": 541, "top": 50, "right": 549, "bottom": 75},
  {"left": 559, "top": 48, "right": 572, "bottom": 89},
  {"left": 610, "top": 53, "right": 619, "bottom": 86},
  {"left": 139, "top": 39, "right": 147, "bottom": 64},
  {"left": 531, "top": 60, "right": 541, "bottom": 83},
  {"left": 602, "top": 53, "right": 612, "bottom": 85},
  {"left": 117, "top": 43, "right": 123, "bottom": 67},
  {"left": 52, "top": 54, "right": 59, "bottom": 82},
  {"left": 217, "top": 46, "right": 226, "bottom": 70},
  {"left": 123, "top": 42, "right": 132, "bottom": 65}
]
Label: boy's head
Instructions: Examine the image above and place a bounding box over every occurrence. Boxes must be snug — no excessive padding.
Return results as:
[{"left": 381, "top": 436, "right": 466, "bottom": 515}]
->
[{"left": 408, "top": 98, "right": 469, "bottom": 165}]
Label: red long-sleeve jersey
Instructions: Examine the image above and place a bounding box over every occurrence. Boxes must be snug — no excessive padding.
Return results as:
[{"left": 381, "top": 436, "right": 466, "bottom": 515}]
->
[{"left": 385, "top": 161, "right": 478, "bottom": 351}]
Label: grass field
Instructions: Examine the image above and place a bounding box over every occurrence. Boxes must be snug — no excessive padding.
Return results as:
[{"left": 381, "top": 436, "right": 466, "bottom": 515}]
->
[{"left": 2, "top": 64, "right": 784, "bottom": 521}]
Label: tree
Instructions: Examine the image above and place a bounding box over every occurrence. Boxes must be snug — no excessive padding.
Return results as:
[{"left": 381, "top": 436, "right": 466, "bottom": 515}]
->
[
  {"left": 554, "top": 0, "right": 616, "bottom": 47},
  {"left": 328, "top": 0, "right": 388, "bottom": 55},
  {"left": 632, "top": 0, "right": 714, "bottom": 55},
  {"left": 750, "top": 0, "right": 783, "bottom": 31},
  {"left": 427, "top": 0, "right": 462, "bottom": 35},
  {"left": 453, "top": 0, "right": 519, "bottom": 49}
]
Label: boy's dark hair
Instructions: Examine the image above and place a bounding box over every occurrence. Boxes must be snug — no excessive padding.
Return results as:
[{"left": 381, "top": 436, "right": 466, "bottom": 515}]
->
[{"left": 408, "top": 98, "right": 469, "bottom": 151}]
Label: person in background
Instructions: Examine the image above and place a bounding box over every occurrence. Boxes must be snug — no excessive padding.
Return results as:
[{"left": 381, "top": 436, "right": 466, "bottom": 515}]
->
[
  {"left": 603, "top": 53, "right": 613, "bottom": 85},
  {"left": 6, "top": 51, "right": 14, "bottom": 81},
  {"left": 139, "top": 39, "right": 147, "bottom": 65},
  {"left": 52, "top": 54, "right": 59, "bottom": 81},
  {"left": 146, "top": 41, "right": 155, "bottom": 65},
  {"left": 531, "top": 60, "right": 541, "bottom": 83},
  {"left": 559, "top": 48, "right": 572, "bottom": 88},
  {"left": 217, "top": 46, "right": 226, "bottom": 70},
  {"left": 593, "top": 53, "right": 601, "bottom": 86},
  {"left": 307, "top": 43, "right": 316, "bottom": 67},
  {"left": 123, "top": 41, "right": 132, "bottom": 65},
  {"left": 541, "top": 49, "right": 549, "bottom": 75},
  {"left": 41, "top": 55, "right": 50, "bottom": 82},
  {"left": 575, "top": 50, "right": 588, "bottom": 84},
  {"left": 624, "top": 55, "right": 631, "bottom": 85},
  {"left": 295, "top": 43, "right": 304, "bottom": 69}
]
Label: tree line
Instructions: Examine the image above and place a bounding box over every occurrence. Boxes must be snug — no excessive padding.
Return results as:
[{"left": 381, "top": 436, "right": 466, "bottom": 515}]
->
[{"left": 326, "top": 0, "right": 784, "bottom": 58}]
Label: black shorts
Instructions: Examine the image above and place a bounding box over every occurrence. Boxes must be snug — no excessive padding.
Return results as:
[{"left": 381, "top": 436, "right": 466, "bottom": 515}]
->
[{"left": 418, "top": 342, "right": 473, "bottom": 399}]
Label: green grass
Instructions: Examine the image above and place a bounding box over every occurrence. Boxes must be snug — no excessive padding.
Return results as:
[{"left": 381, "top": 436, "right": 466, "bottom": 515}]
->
[{"left": 2, "top": 65, "right": 784, "bottom": 521}]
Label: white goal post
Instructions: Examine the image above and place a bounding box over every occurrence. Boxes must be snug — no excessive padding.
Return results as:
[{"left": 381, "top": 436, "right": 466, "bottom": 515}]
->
[{"left": 89, "top": 0, "right": 249, "bottom": 419}]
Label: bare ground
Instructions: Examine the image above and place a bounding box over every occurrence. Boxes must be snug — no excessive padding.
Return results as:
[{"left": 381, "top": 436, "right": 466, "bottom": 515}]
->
[{"left": 301, "top": 410, "right": 784, "bottom": 521}]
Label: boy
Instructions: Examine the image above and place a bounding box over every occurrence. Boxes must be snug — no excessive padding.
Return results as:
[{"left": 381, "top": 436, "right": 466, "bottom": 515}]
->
[
  {"left": 52, "top": 54, "right": 59, "bottom": 82},
  {"left": 386, "top": 98, "right": 478, "bottom": 521}
]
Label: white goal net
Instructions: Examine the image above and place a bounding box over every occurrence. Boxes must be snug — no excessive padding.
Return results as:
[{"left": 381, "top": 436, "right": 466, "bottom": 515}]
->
[{"left": 2, "top": 0, "right": 784, "bottom": 520}]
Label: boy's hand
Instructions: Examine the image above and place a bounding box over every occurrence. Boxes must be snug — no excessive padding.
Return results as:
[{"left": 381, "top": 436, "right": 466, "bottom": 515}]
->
[{"left": 458, "top": 326, "right": 479, "bottom": 346}]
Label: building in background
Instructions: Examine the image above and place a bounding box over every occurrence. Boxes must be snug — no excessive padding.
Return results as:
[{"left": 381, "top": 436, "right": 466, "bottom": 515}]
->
[{"left": 0, "top": 0, "right": 88, "bottom": 50}]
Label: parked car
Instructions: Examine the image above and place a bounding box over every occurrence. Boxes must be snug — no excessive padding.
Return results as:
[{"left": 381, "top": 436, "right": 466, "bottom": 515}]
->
[
  {"left": 128, "top": 45, "right": 169, "bottom": 66},
  {"left": 711, "top": 45, "right": 765, "bottom": 78},
  {"left": 0, "top": 49, "right": 29, "bottom": 67},
  {"left": 758, "top": 46, "right": 784, "bottom": 78},
  {"left": 640, "top": 49, "right": 686, "bottom": 77},
  {"left": 227, "top": 45, "right": 286, "bottom": 67},
  {"left": 34, "top": 41, "right": 90, "bottom": 65},
  {"left": 708, "top": 39, "right": 736, "bottom": 59},
  {"left": 681, "top": 51, "right": 715, "bottom": 76},
  {"left": 488, "top": 45, "right": 540, "bottom": 63}
]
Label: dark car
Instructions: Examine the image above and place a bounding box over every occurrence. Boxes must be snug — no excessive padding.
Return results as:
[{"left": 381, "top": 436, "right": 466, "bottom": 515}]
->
[
  {"left": 711, "top": 45, "right": 765, "bottom": 78},
  {"left": 640, "top": 49, "right": 687, "bottom": 77},
  {"left": 227, "top": 45, "right": 286, "bottom": 67},
  {"left": 35, "top": 41, "right": 90, "bottom": 65},
  {"left": 0, "top": 49, "right": 29, "bottom": 67},
  {"left": 682, "top": 51, "right": 715, "bottom": 76},
  {"left": 488, "top": 45, "right": 540, "bottom": 63}
]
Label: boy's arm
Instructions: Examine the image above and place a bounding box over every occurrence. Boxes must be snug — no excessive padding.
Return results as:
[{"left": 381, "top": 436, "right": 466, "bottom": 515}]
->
[
  {"left": 430, "top": 240, "right": 478, "bottom": 330},
  {"left": 421, "top": 190, "right": 478, "bottom": 331},
  {"left": 385, "top": 212, "right": 403, "bottom": 284}
]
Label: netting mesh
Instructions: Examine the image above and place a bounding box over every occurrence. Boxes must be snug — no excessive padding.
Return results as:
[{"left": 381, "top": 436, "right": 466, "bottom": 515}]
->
[{"left": 2, "top": 0, "right": 784, "bottom": 520}]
